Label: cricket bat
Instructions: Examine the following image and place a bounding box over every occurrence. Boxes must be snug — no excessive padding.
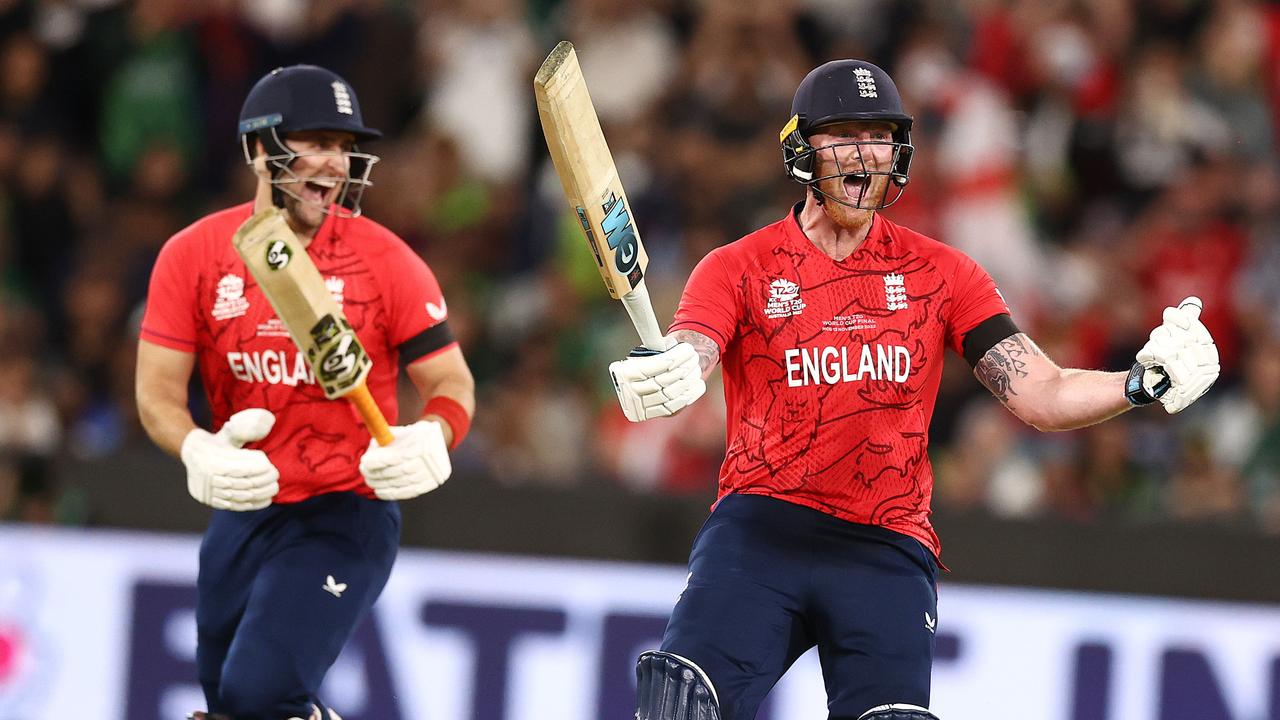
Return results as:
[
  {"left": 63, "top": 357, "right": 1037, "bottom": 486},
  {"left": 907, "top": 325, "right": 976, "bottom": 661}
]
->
[
  {"left": 231, "top": 207, "right": 394, "bottom": 446},
  {"left": 534, "top": 41, "right": 667, "bottom": 351}
]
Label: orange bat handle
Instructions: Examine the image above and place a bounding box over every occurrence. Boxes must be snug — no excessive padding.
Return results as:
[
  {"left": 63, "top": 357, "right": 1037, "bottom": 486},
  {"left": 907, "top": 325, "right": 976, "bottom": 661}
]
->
[{"left": 347, "top": 382, "right": 394, "bottom": 446}]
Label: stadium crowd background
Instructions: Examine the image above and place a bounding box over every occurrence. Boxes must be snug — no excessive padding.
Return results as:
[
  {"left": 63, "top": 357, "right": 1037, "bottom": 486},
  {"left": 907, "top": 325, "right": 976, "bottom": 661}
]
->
[{"left": 0, "top": 0, "right": 1278, "bottom": 546}]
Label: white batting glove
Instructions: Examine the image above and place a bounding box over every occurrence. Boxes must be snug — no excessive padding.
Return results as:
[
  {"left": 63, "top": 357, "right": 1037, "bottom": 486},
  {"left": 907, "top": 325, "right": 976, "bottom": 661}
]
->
[
  {"left": 609, "top": 339, "right": 706, "bottom": 422},
  {"left": 1127, "top": 296, "right": 1220, "bottom": 414},
  {"left": 180, "top": 409, "right": 280, "bottom": 511},
  {"left": 359, "top": 420, "right": 452, "bottom": 501}
]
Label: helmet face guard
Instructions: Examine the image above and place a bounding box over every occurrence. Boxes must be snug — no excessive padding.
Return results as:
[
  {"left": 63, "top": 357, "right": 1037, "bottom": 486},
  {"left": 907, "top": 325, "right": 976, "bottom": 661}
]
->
[
  {"left": 782, "top": 119, "right": 914, "bottom": 210},
  {"left": 239, "top": 123, "right": 380, "bottom": 218}
]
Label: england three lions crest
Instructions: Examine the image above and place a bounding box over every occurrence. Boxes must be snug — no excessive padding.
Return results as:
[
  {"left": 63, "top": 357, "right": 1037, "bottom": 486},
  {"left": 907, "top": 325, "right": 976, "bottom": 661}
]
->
[
  {"left": 884, "top": 273, "right": 908, "bottom": 311},
  {"left": 765, "top": 277, "right": 806, "bottom": 319}
]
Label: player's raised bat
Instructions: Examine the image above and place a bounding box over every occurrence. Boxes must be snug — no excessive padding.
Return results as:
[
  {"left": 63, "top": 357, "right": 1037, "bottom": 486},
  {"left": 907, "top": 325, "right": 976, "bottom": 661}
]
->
[
  {"left": 534, "top": 40, "right": 666, "bottom": 351},
  {"left": 232, "top": 207, "right": 393, "bottom": 446}
]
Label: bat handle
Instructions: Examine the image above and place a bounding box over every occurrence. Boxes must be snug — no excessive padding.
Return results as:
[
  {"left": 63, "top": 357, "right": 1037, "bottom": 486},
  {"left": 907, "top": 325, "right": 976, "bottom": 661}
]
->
[
  {"left": 621, "top": 280, "right": 669, "bottom": 352},
  {"left": 252, "top": 154, "right": 276, "bottom": 213},
  {"left": 347, "top": 381, "right": 395, "bottom": 446}
]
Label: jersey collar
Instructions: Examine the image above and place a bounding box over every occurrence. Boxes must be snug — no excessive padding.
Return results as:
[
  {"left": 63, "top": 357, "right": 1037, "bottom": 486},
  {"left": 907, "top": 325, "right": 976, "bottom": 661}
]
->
[
  {"left": 233, "top": 200, "right": 342, "bottom": 249},
  {"left": 784, "top": 202, "right": 888, "bottom": 260},
  {"left": 309, "top": 204, "right": 341, "bottom": 249}
]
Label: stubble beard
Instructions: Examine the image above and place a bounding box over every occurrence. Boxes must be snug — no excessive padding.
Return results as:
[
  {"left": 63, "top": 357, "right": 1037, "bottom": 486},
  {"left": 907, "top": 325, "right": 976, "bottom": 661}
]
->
[
  {"left": 282, "top": 192, "right": 324, "bottom": 238},
  {"left": 818, "top": 175, "right": 886, "bottom": 232}
]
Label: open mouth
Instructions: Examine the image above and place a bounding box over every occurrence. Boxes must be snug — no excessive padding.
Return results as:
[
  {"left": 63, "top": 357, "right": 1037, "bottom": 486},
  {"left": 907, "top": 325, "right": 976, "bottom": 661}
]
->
[
  {"left": 842, "top": 174, "right": 870, "bottom": 202},
  {"left": 300, "top": 178, "right": 339, "bottom": 206}
]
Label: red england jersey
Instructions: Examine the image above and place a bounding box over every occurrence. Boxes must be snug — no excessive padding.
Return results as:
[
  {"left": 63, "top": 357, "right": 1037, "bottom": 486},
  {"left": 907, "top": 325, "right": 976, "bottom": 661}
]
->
[
  {"left": 671, "top": 207, "right": 1010, "bottom": 557},
  {"left": 140, "top": 202, "right": 455, "bottom": 503}
]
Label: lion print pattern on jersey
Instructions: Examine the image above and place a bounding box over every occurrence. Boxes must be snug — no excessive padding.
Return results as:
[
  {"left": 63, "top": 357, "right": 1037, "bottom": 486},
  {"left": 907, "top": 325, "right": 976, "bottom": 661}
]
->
[{"left": 727, "top": 237, "right": 948, "bottom": 531}]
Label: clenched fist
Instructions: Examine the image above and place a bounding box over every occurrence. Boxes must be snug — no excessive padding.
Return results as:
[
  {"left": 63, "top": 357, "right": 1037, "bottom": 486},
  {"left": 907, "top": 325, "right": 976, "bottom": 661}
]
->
[
  {"left": 181, "top": 409, "right": 280, "bottom": 511},
  {"left": 609, "top": 340, "right": 707, "bottom": 422},
  {"left": 359, "top": 420, "right": 452, "bottom": 501},
  {"left": 1127, "top": 296, "right": 1220, "bottom": 414}
]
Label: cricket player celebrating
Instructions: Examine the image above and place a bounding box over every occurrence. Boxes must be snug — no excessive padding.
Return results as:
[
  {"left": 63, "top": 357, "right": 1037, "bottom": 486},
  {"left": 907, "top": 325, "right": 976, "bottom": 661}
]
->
[
  {"left": 618, "top": 60, "right": 1220, "bottom": 720},
  {"left": 135, "top": 65, "right": 475, "bottom": 720}
]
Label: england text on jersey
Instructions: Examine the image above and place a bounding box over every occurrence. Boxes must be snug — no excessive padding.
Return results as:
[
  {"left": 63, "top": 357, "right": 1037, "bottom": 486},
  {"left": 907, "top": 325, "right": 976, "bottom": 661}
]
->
[
  {"left": 226, "top": 350, "right": 316, "bottom": 387},
  {"left": 784, "top": 343, "right": 911, "bottom": 387}
]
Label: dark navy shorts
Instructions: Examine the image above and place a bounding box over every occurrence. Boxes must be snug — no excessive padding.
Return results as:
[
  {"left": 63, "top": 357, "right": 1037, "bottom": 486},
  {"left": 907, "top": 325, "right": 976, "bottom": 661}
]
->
[
  {"left": 660, "top": 493, "right": 939, "bottom": 720},
  {"left": 195, "top": 492, "right": 400, "bottom": 719}
]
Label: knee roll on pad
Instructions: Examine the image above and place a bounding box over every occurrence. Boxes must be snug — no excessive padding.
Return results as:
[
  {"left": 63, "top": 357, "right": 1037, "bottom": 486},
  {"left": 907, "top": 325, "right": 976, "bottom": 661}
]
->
[
  {"left": 635, "top": 650, "right": 722, "bottom": 720},
  {"left": 853, "top": 703, "right": 940, "bottom": 720}
]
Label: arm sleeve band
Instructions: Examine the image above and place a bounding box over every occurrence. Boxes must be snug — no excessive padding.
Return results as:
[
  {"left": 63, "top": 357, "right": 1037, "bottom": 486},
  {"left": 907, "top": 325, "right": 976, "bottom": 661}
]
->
[
  {"left": 961, "top": 313, "right": 1021, "bottom": 367},
  {"left": 399, "top": 321, "right": 456, "bottom": 367}
]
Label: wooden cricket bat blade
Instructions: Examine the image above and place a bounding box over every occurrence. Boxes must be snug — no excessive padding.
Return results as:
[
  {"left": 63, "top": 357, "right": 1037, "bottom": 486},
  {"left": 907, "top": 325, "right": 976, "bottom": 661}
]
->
[
  {"left": 231, "top": 208, "right": 394, "bottom": 445},
  {"left": 534, "top": 41, "right": 666, "bottom": 350}
]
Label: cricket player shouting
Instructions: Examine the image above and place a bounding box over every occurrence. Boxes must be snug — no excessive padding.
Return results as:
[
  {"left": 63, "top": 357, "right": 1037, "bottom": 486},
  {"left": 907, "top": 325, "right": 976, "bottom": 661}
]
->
[
  {"left": 617, "top": 60, "right": 1220, "bottom": 720},
  {"left": 135, "top": 65, "right": 474, "bottom": 720}
]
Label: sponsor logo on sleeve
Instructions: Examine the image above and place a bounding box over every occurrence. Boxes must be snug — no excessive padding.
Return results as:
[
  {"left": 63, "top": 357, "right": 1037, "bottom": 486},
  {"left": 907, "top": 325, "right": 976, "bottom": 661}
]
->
[{"left": 425, "top": 300, "right": 448, "bottom": 322}]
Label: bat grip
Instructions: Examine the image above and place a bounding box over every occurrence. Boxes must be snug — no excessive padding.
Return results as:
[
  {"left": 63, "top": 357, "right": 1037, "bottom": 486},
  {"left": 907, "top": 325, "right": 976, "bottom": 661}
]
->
[
  {"left": 621, "top": 280, "right": 668, "bottom": 351},
  {"left": 347, "top": 382, "right": 394, "bottom": 446}
]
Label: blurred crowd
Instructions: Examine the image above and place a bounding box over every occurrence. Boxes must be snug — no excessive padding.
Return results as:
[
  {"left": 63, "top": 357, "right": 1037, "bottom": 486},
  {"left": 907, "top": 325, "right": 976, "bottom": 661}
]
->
[{"left": 0, "top": 0, "right": 1278, "bottom": 534}]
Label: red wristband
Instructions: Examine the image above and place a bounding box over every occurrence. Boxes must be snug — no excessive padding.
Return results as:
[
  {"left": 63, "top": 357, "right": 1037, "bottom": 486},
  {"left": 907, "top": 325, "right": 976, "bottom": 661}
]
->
[{"left": 424, "top": 396, "right": 470, "bottom": 450}]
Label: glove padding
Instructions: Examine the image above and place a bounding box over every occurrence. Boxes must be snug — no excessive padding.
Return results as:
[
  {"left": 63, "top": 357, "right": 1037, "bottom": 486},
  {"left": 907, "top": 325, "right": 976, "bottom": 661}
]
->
[
  {"left": 609, "top": 340, "right": 706, "bottom": 422},
  {"left": 1132, "top": 296, "right": 1220, "bottom": 414},
  {"left": 180, "top": 408, "right": 279, "bottom": 511},
  {"left": 359, "top": 420, "right": 452, "bottom": 501}
]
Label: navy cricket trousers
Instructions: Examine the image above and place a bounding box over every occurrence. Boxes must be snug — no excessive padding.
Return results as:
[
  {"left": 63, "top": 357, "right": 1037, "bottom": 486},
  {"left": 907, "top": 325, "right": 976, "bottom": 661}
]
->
[
  {"left": 196, "top": 492, "right": 400, "bottom": 720},
  {"left": 661, "top": 493, "right": 939, "bottom": 720}
]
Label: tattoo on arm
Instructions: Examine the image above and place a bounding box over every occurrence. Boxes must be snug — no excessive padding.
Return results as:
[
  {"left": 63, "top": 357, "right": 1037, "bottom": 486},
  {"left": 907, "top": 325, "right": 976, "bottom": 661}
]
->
[
  {"left": 974, "top": 333, "right": 1042, "bottom": 404},
  {"left": 671, "top": 329, "right": 721, "bottom": 377}
]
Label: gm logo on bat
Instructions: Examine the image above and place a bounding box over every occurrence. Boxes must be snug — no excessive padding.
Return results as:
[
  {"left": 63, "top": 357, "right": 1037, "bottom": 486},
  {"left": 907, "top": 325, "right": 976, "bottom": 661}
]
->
[
  {"left": 320, "top": 333, "right": 360, "bottom": 381},
  {"left": 265, "top": 240, "right": 292, "bottom": 270},
  {"left": 600, "top": 192, "right": 643, "bottom": 287},
  {"left": 307, "top": 314, "right": 369, "bottom": 394}
]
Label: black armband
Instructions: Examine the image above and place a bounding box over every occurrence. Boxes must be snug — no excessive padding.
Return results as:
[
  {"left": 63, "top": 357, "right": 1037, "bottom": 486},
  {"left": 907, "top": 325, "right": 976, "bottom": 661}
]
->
[
  {"left": 398, "top": 321, "right": 456, "bottom": 366},
  {"left": 962, "top": 314, "right": 1021, "bottom": 367}
]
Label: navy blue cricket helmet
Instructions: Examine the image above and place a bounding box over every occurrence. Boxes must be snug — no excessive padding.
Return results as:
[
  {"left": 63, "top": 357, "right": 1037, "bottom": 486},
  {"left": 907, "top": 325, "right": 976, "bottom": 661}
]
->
[
  {"left": 780, "top": 59, "right": 914, "bottom": 209},
  {"left": 238, "top": 65, "right": 381, "bottom": 216}
]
